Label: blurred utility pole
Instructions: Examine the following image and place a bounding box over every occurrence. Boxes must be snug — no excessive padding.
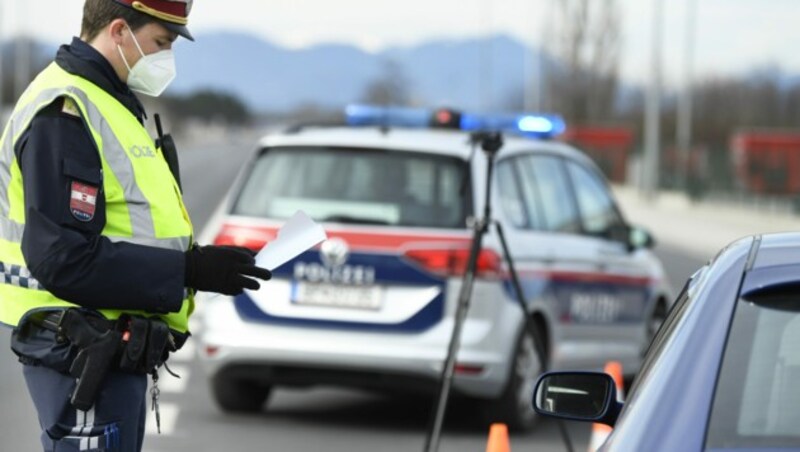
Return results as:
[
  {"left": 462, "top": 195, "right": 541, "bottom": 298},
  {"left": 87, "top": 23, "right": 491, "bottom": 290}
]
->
[
  {"left": 642, "top": 0, "right": 664, "bottom": 199},
  {"left": 547, "top": 0, "right": 621, "bottom": 123},
  {"left": 523, "top": 44, "right": 535, "bottom": 111},
  {"left": 676, "top": 0, "right": 697, "bottom": 192},
  {"left": 523, "top": 1, "right": 538, "bottom": 111},
  {"left": 480, "top": 0, "right": 493, "bottom": 113},
  {"left": 0, "top": 0, "right": 5, "bottom": 112},
  {"left": 14, "top": 1, "right": 29, "bottom": 100}
]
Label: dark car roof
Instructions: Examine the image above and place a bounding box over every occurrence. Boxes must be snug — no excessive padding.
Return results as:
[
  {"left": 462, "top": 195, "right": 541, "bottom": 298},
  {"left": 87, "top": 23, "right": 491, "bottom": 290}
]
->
[{"left": 751, "top": 232, "right": 800, "bottom": 269}]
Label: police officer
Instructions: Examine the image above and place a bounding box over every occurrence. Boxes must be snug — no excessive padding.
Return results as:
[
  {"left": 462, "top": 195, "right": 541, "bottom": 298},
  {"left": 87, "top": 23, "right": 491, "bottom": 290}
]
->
[{"left": 0, "top": 1, "right": 272, "bottom": 450}]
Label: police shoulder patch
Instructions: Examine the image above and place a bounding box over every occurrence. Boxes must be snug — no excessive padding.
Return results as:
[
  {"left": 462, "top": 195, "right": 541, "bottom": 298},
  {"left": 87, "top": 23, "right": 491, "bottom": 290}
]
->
[{"left": 70, "top": 181, "right": 99, "bottom": 222}]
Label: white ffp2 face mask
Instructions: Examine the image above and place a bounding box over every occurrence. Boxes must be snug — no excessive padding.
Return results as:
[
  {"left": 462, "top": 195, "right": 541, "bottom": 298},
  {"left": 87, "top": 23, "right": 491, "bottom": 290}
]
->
[{"left": 117, "top": 24, "right": 176, "bottom": 97}]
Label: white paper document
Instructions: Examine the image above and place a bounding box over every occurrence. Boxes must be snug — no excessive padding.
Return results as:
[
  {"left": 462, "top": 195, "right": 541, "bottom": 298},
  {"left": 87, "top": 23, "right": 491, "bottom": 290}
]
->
[{"left": 255, "top": 210, "right": 327, "bottom": 271}]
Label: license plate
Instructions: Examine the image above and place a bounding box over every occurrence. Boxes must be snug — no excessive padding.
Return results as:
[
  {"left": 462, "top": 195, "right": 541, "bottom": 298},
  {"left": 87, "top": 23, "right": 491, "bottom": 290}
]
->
[
  {"left": 569, "top": 293, "right": 624, "bottom": 323},
  {"left": 292, "top": 282, "right": 383, "bottom": 310}
]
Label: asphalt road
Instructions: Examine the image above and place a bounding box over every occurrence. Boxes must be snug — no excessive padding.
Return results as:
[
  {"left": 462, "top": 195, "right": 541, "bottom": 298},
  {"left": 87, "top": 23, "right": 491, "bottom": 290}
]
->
[{"left": 0, "top": 134, "right": 707, "bottom": 452}]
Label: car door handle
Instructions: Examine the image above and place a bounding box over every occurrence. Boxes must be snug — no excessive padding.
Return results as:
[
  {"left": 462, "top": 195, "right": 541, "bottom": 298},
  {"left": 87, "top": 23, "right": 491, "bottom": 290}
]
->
[
  {"left": 598, "top": 244, "right": 627, "bottom": 257},
  {"left": 541, "top": 256, "right": 556, "bottom": 266}
]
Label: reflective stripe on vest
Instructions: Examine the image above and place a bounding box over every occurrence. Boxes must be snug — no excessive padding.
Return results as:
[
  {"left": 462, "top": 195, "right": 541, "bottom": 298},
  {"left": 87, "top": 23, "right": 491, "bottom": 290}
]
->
[
  {"left": 0, "top": 63, "right": 194, "bottom": 332},
  {"left": 0, "top": 261, "right": 42, "bottom": 290}
]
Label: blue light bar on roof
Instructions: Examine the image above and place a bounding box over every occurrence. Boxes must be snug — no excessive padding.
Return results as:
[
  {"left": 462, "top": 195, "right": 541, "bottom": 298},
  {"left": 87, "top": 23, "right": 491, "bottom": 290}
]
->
[
  {"left": 460, "top": 112, "right": 566, "bottom": 138},
  {"left": 343, "top": 104, "right": 566, "bottom": 139},
  {"left": 345, "top": 104, "right": 431, "bottom": 128}
]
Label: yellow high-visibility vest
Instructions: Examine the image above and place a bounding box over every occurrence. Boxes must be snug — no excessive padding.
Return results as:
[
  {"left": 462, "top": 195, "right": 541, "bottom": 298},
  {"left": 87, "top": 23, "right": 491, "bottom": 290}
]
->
[{"left": 0, "top": 63, "right": 194, "bottom": 333}]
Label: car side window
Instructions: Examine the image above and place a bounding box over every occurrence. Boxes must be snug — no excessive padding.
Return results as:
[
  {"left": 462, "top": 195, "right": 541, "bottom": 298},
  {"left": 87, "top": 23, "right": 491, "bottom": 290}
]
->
[
  {"left": 496, "top": 160, "right": 528, "bottom": 228},
  {"left": 519, "top": 155, "right": 580, "bottom": 233},
  {"left": 565, "top": 160, "right": 624, "bottom": 236},
  {"left": 707, "top": 294, "right": 800, "bottom": 447},
  {"left": 628, "top": 281, "right": 694, "bottom": 394}
]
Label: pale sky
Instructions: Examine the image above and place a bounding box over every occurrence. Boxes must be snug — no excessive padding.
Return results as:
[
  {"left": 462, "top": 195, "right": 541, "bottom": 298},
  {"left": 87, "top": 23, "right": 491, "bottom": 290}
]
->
[{"left": 1, "top": 0, "right": 799, "bottom": 86}]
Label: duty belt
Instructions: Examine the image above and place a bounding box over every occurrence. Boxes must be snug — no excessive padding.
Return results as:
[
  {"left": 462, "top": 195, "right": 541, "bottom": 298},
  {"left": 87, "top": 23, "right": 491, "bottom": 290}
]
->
[
  {"left": 31, "top": 309, "right": 116, "bottom": 336},
  {"left": 27, "top": 309, "right": 173, "bottom": 413}
]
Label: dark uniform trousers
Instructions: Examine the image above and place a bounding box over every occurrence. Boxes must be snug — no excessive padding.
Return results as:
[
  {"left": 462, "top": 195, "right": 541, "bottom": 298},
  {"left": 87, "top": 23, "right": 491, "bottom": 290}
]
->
[{"left": 23, "top": 364, "right": 147, "bottom": 452}]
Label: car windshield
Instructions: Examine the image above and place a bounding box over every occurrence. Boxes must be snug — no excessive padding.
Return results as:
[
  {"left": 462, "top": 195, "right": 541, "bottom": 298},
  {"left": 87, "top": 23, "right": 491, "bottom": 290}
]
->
[
  {"left": 706, "top": 297, "right": 800, "bottom": 448},
  {"left": 232, "top": 146, "right": 469, "bottom": 228}
]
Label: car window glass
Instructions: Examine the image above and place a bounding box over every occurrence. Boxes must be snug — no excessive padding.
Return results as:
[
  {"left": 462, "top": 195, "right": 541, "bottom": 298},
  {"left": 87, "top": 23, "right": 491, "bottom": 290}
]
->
[
  {"left": 566, "top": 160, "right": 623, "bottom": 235},
  {"left": 512, "top": 156, "right": 544, "bottom": 230},
  {"left": 233, "top": 147, "right": 468, "bottom": 228},
  {"left": 497, "top": 160, "right": 527, "bottom": 228},
  {"left": 627, "top": 281, "right": 693, "bottom": 395},
  {"left": 706, "top": 299, "right": 800, "bottom": 448},
  {"left": 520, "top": 155, "right": 579, "bottom": 233}
]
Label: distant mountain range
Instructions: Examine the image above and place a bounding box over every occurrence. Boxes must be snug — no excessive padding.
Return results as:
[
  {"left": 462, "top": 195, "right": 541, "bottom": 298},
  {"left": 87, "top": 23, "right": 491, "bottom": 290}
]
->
[
  {"left": 170, "top": 32, "right": 555, "bottom": 113},
  {"left": 1, "top": 33, "right": 553, "bottom": 114},
  {"left": 5, "top": 32, "right": 800, "bottom": 115}
]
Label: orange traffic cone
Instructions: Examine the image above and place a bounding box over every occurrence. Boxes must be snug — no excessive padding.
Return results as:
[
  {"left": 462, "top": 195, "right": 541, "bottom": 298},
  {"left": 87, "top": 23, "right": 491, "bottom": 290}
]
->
[
  {"left": 485, "top": 423, "right": 511, "bottom": 452},
  {"left": 587, "top": 361, "right": 625, "bottom": 452}
]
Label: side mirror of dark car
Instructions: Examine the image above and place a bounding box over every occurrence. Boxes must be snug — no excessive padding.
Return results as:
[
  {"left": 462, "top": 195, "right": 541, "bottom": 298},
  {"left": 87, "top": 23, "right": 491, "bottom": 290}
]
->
[{"left": 532, "top": 371, "right": 623, "bottom": 427}]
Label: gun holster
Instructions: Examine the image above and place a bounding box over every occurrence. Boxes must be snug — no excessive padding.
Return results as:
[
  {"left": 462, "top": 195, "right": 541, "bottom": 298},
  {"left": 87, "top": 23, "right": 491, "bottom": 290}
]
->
[{"left": 59, "top": 310, "right": 124, "bottom": 412}]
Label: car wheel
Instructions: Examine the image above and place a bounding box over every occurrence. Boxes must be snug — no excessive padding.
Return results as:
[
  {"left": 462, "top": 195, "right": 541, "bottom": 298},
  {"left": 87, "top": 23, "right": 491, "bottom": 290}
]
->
[
  {"left": 211, "top": 371, "right": 272, "bottom": 413},
  {"left": 483, "top": 325, "right": 545, "bottom": 431}
]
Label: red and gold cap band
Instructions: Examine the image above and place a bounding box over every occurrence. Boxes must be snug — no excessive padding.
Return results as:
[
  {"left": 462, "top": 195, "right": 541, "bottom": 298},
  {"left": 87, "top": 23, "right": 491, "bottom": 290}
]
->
[
  {"left": 132, "top": 1, "right": 187, "bottom": 25},
  {"left": 112, "top": 0, "right": 194, "bottom": 40},
  {"left": 112, "top": 0, "right": 192, "bottom": 25}
]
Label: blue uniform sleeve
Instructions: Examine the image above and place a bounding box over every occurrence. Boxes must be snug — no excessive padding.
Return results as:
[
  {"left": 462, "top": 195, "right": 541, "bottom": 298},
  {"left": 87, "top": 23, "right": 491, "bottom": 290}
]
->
[{"left": 17, "top": 98, "right": 186, "bottom": 313}]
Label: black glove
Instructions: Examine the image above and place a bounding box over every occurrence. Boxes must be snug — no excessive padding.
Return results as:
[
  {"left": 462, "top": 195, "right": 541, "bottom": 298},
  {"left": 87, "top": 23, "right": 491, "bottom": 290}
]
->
[{"left": 185, "top": 245, "right": 272, "bottom": 295}]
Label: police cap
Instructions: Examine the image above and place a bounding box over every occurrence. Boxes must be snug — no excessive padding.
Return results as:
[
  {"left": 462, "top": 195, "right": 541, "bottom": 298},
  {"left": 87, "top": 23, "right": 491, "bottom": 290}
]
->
[{"left": 112, "top": 0, "right": 194, "bottom": 41}]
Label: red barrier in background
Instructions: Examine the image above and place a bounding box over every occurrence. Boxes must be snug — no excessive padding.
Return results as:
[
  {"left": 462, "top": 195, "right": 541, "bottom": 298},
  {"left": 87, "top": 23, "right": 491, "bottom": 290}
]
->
[
  {"left": 731, "top": 130, "right": 800, "bottom": 195},
  {"left": 561, "top": 126, "right": 635, "bottom": 184}
]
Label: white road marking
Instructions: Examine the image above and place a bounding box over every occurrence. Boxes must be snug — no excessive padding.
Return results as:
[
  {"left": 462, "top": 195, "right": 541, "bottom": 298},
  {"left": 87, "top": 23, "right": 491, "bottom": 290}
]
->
[
  {"left": 171, "top": 339, "right": 196, "bottom": 362},
  {"left": 147, "top": 340, "right": 194, "bottom": 438},
  {"left": 145, "top": 403, "right": 179, "bottom": 436},
  {"left": 189, "top": 317, "right": 202, "bottom": 333},
  {"left": 158, "top": 365, "right": 189, "bottom": 393}
]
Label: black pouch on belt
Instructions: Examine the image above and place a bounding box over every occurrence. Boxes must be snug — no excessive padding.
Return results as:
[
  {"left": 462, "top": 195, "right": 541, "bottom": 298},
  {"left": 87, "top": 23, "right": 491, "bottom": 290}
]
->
[
  {"left": 10, "top": 309, "right": 77, "bottom": 373},
  {"left": 119, "top": 316, "right": 173, "bottom": 374},
  {"left": 119, "top": 316, "right": 150, "bottom": 373},
  {"left": 145, "top": 319, "right": 171, "bottom": 372}
]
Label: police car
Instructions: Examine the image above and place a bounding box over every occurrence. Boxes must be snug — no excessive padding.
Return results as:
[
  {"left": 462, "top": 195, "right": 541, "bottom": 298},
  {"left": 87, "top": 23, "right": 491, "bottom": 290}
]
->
[{"left": 196, "top": 106, "right": 672, "bottom": 430}]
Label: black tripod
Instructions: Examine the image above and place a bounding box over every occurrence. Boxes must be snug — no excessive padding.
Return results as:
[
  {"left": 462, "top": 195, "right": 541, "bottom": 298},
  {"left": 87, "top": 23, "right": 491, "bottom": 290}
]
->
[{"left": 423, "top": 131, "right": 560, "bottom": 452}]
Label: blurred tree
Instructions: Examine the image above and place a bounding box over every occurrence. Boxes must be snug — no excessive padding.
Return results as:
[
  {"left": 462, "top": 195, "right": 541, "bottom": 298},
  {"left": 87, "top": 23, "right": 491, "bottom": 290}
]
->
[
  {"left": 161, "top": 89, "right": 252, "bottom": 126},
  {"left": 545, "top": 0, "right": 621, "bottom": 123},
  {"left": 615, "top": 66, "right": 800, "bottom": 193},
  {"left": 1, "top": 38, "right": 50, "bottom": 106},
  {"left": 279, "top": 103, "right": 344, "bottom": 125},
  {"left": 361, "top": 59, "right": 411, "bottom": 106},
  {"left": 691, "top": 68, "right": 796, "bottom": 150}
]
